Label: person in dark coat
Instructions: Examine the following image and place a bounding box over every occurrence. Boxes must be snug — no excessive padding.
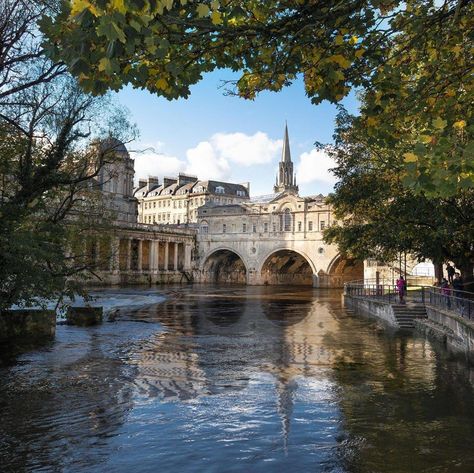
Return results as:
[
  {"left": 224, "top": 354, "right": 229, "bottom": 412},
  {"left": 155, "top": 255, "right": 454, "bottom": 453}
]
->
[{"left": 446, "top": 263, "right": 455, "bottom": 284}]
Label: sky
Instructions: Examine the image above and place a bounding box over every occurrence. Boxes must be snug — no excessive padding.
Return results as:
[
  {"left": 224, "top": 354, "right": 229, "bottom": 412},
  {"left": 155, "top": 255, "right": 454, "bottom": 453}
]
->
[{"left": 115, "top": 70, "right": 360, "bottom": 197}]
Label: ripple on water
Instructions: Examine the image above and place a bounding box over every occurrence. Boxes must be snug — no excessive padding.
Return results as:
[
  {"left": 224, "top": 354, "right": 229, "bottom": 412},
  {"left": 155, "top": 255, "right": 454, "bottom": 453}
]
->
[{"left": 1, "top": 286, "right": 474, "bottom": 473}]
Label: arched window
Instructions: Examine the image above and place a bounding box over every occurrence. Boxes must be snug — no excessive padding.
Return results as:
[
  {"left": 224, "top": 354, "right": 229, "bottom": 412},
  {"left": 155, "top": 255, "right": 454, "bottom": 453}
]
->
[{"left": 283, "top": 208, "right": 292, "bottom": 231}]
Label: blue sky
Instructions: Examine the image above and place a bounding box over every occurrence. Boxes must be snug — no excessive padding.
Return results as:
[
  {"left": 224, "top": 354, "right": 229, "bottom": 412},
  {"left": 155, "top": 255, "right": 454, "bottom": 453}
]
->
[{"left": 115, "top": 70, "right": 359, "bottom": 196}]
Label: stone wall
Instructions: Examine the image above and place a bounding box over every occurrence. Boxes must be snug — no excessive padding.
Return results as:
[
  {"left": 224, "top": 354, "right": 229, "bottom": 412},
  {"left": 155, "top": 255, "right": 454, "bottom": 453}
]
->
[
  {"left": 419, "top": 306, "right": 474, "bottom": 363},
  {"left": 0, "top": 310, "right": 56, "bottom": 341},
  {"left": 344, "top": 295, "right": 398, "bottom": 328}
]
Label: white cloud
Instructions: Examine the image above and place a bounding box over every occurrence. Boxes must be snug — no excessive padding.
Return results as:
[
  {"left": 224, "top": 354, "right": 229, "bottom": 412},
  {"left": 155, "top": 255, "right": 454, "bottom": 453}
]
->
[
  {"left": 131, "top": 131, "right": 283, "bottom": 188},
  {"left": 185, "top": 141, "right": 231, "bottom": 180},
  {"left": 132, "top": 151, "right": 185, "bottom": 182},
  {"left": 210, "top": 132, "right": 282, "bottom": 166},
  {"left": 296, "top": 149, "right": 337, "bottom": 185}
]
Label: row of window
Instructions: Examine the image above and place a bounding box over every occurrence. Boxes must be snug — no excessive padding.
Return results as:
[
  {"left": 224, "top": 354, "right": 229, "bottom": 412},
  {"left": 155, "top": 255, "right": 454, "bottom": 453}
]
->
[
  {"left": 142, "top": 196, "right": 241, "bottom": 210},
  {"left": 207, "top": 220, "right": 326, "bottom": 234}
]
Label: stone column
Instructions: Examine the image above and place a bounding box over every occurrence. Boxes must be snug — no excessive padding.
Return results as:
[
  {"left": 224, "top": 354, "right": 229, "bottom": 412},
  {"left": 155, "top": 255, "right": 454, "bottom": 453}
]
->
[
  {"left": 154, "top": 241, "right": 160, "bottom": 271},
  {"left": 110, "top": 237, "right": 120, "bottom": 272},
  {"left": 137, "top": 239, "right": 143, "bottom": 271},
  {"left": 164, "top": 241, "right": 169, "bottom": 271},
  {"left": 149, "top": 240, "right": 155, "bottom": 271},
  {"left": 126, "top": 238, "right": 132, "bottom": 271},
  {"left": 184, "top": 244, "right": 192, "bottom": 271},
  {"left": 173, "top": 242, "right": 179, "bottom": 271}
]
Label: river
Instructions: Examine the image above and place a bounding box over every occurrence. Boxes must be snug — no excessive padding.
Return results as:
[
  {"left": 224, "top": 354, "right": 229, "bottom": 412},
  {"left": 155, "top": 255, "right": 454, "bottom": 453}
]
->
[{"left": 1, "top": 286, "right": 473, "bottom": 473}]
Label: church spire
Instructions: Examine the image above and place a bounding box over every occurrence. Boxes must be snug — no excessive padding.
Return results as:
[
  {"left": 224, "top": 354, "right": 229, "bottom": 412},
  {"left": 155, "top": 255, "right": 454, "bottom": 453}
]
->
[
  {"left": 281, "top": 122, "right": 291, "bottom": 163},
  {"left": 274, "top": 122, "right": 299, "bottom": 194}
]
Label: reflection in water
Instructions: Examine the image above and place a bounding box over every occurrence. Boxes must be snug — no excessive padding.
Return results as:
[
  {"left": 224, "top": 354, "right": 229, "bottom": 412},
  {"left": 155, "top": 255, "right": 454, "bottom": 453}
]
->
[{"left": 0, "top": 286, "right": 474, "bottom": 472}]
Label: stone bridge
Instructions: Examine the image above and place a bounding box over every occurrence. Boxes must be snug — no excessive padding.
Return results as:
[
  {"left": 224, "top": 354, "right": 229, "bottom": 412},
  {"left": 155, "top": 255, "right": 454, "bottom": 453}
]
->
[{"left": 192, "top": 190, "right": 364, "bottom": 288}]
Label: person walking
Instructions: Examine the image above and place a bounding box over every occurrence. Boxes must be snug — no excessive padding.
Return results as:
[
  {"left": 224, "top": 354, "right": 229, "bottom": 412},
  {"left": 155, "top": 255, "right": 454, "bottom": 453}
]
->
[
  {"left": 446, "top": 263, "right": 455, "bottom": 284},
  {"left": 441, "top": 278, "right": 452, "bottom": 309},
  {"left": 396, "top": 275, "right": 406, "bottom": 304}
]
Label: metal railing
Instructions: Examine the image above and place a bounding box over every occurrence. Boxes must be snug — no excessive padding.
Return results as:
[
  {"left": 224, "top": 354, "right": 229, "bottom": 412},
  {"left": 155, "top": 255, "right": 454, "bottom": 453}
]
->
[{"left": 344, "top": 282, "right": 474, "bottom": 321}]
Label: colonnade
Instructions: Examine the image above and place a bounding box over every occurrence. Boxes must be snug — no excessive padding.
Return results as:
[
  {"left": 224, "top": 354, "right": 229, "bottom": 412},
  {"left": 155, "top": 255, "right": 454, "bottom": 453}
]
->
[{"left": 114, "top": 237, "right": 192, "bottom": 273}]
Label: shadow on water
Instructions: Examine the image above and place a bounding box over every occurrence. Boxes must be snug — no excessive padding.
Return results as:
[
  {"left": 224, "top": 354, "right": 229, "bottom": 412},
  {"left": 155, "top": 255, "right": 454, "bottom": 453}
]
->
[{"left": 0, "top": 285, "right": 473, "bottom": 472}]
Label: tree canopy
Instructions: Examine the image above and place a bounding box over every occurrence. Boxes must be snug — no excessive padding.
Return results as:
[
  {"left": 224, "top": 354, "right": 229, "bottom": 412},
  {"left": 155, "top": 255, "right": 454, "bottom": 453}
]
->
[
  {"left": 324, "top": 108, "right": 474, "bottom": 285},
  {"left": 42, "top": 0, "right": 473, "bottom": 196},
  {"left": 0, "top": 0, "right": 136, "bottom": 309}
]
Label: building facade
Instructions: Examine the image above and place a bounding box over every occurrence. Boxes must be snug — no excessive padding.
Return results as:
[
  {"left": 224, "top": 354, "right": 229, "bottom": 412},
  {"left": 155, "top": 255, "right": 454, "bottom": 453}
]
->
[
  {"left": 135, "top": 174, "right": 250, "bottom": 225},
  {"left": 195, "top": 126, "right": 364, "bottom": 287}
]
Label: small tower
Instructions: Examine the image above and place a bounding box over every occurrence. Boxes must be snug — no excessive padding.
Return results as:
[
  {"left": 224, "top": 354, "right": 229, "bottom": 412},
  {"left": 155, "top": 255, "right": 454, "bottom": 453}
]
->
[{"left": 274, "top": 123, "right": 299, "bottom": 194}]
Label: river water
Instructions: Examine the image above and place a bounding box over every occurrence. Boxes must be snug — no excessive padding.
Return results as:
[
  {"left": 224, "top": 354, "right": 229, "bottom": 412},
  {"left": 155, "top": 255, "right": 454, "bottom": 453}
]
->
[{"left": 1, "top": 286, "right": 473, "bottom": 473}]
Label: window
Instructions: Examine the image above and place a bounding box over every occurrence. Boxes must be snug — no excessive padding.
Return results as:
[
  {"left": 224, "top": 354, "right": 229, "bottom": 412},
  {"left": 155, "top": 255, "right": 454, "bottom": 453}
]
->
[
  {"left": 298, "top": 221, "right": 302, "bottom": 232},
  {"left": 273, "top": 223, "right": 276, "bottom": 232},
  {"left": 242, "top": 223, "right": 247, "bottom": 233},
  {"left": 223, "top": 224, "right": 227, "bottom": 233},
  {"left": 320, "top": 220, "right": 326, "bottom": 230},
  {"left": 216, "top": 186, "right": 225, "bottom": 194},
  {"left": 283, "top": 208, "right": 292, "bottom": 231},
  {"left": 153, "top": 202, "right": 156, "bottom": 208},
  {"left": 236, "top": 190, "right": 245, "bottom": 197},
  {"left": 252, "top": 224, "right": 257, "bottom": 233},
  {"left": 144, "top": 202, "right": 148, "bottom": 209},
  {"left": 308, "top": 221, "right": 313, "bottom": 231},
  {"left": 264, "top": 223, "right": 268, "bottom": 233},
  {"left": 201, "top": 223, "right": 209, "bottom": 235}
]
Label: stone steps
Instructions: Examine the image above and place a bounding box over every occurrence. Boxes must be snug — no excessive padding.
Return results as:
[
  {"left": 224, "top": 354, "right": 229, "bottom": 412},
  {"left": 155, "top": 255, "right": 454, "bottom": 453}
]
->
[{"left": 392, "top": 304, "right": 427, "bottom": 329}]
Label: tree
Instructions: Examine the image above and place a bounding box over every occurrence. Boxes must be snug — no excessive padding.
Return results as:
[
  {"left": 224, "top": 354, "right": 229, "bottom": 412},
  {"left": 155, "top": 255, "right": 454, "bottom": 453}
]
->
[
  {"left": 42, "top": 0, "right": 473, "bottom": 196},
  {"left": 323, "top": 108, "right": 474, "bottom": 286},
  {"left": 0, "top": 0, "right": 136, "bottom": 310}
]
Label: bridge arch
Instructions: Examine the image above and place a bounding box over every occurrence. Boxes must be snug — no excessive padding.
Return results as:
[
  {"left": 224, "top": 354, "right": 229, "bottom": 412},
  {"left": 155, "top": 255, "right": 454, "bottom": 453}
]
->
[
  {"left": 200, "top": 247, "right": 248, "bottom": 284},
  {"left": 321, "top": 254, "right": 364, "bottom": 287},
  {"left": 258, "top": 248, "right": 317, "bottom": 286}
]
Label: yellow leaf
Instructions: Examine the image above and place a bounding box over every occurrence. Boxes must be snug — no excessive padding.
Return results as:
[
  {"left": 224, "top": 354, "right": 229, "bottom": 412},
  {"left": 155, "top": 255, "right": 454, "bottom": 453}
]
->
[
  {"left": 403, "top": 152, "right": 418, "bottom": 163},
  {"left": 156, "top": 78, "right": 168, "bottom": 90},
  {"left": 419, "top": 135, "right": 431, "bottom": 144},
  {"left": 355, "top": 48, "right": 365, "bottom": 58},
  {"left": 111, "top": 0, "right": 126, "bottom": 14},
  {"left": 98, "top": 57, "right": 111, "bottom": 72},
  {"left": 432, "top": 117, "right": 447, "bottom": 129},
  {"left": 71, "top": 0, "right": 98, "bottom": 16},
  {"left": 453, "top": 120, "right": 466, "bottom": 130},
  {"left": 335, "top": 35, "right": 344, "bottom": 45},
  {"left": 427, "top": 97, "right": 436, "bottom": 106},
  {"left": 367, "top": 116, "right": 378, "bottom": 127},
  {"left": 211, "top": 10, "right": 222, "bottom": 25},
  {"left": 196, "top": 3, "right": 210, "bottom": 17},
  {"left": 349, "top": 35, "right": 358, "bottom": 45},
  {"left": 210, "top": 0, "right": 220, "bottom": 9},
  {"left": 329, "top": 54, "right": 351, "bottom": 69}
]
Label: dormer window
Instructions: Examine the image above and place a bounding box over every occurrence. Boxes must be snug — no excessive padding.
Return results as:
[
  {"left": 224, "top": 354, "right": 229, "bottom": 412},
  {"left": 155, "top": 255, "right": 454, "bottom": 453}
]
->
[
  {"left": 236, "top": 190, "right": 246, "bottom": 197},
  {"left": 215, "top": 186, "right": 225, "bottom": 194}
]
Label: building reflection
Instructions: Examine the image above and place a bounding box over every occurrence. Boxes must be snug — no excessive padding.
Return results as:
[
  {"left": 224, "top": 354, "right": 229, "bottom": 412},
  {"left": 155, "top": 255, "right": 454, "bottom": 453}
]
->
[{"left": 0, "top": 329, "right": 135, "bottom": 473}]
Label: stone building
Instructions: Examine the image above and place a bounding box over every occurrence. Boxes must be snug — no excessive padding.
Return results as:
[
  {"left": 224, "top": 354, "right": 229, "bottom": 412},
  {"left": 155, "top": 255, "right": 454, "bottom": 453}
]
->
[
  {"left": 82, "top": 140, "right": 196, "bottom": 285},
  {"left": 195, "top": 126, "right": 364, "bottom": 287},
  {"left": 135, "top": 174, "right": 250, "bottom": 225},
  {"left": 95, "top": 138, "right": 138, "bottom": 223}
]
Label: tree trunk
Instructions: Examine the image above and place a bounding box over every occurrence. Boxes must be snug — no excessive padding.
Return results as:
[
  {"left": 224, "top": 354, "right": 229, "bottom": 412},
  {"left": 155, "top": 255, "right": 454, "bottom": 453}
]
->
[
  {"left": 433, "top": 261, "right": 444, "bottom": 283},
  {"left": 458, "top": 261, "right": 474, "bottom": 292}
]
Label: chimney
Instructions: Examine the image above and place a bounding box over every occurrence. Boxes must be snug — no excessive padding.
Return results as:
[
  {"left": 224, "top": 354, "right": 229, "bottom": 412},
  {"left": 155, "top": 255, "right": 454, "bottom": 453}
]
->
[
  {"left": 147, "top": 176, "right": 159, "bottom": 189},
  {"left": 178, "top": 173, "right": 198, "bottom": 186},
  {"left": 163, "top": 177, "right": 178, "bottom": 187},
  {"left": 138, "top": 178, "right": 147, "bottom": 189}
]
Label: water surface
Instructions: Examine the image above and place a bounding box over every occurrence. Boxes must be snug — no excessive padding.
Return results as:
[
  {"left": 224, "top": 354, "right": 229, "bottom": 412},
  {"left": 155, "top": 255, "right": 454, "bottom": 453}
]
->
[{"left": 1, "top": 286, "right": 473, "bottom": 472}]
